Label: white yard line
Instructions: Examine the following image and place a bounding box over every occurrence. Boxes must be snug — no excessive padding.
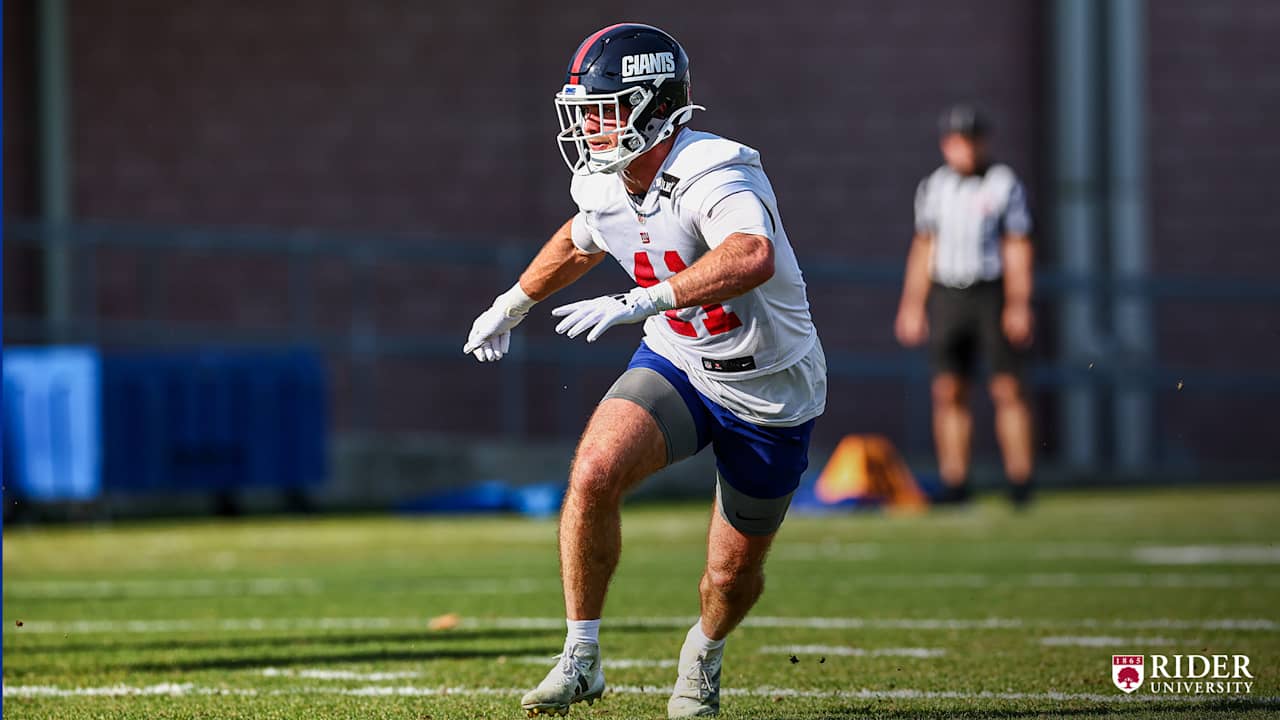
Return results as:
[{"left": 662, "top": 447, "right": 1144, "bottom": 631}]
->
[
  {"left": 1097, "top": 618, "right": 1277, "bottom": 631},
  {"left": 774, "top": 542, "right": 883, "bottom": 561},
  {"left": 3, "top": 577, "right": 552, "bottom": 600},
  {"left": 1035, "top": 543, "right": 1117, "bottom": 560},
  {"left": 3, "top": 683, "right": 256, "bottom": 697},
  {"left": 4, "top": 578, "right": 323, "bottom": 599},
  {"left": 747, "top": 617, "right": 1026, "bottom": 630},
  {"left": 10, "top": 617, "right": 421, "bottom": 634},
  {"left": 1039, "top": 636, "right": 1177, "bottom": 647},
  {"left": 781, "top": 542, "right": 1280, "bottom": 567},
  {"left": 758, "top": 645, "right": 945, "bottom": 658},
  {"left": 509, "top": 656, "right": 677, "bottom": 669},
  {"left": 261, "top": 668, "right": 423, "bottom": 681},
  {"left": 832, "top": 574, "right": 991, "bottom": 588},
  {"left": 829, "top": 572, "right": 1274, "bottom": 589},
  {"left": 5, "top": 683, "right": 1276, "bottom": 704},
  {"left": 264, "top": 659, "right": 678, "bottom": 673},
  {"left": 8, "top": 573, "right": 1267, "bottom": 600},
  {"left": 8, "top": 615, "right": 1277, "bottom": 635},
  {"left": 1131, "top": 545, "right": 1280, "bottom": 565},
  {"left": 1025, "top": 573, "right": 1268, "bottom": 588}
]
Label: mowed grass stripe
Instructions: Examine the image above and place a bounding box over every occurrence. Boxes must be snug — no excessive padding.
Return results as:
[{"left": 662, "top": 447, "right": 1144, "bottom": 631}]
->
[
  {"left": 4, "top": 487, "right": 1279, "bottom": 719},
  {"left": 7, "top": 682, "right": 1280, "bottom": 705},
  {"left": 4, "top": 576, "right": 556, "bottom": 599},
  {"left": 8, "top": 614, "right": 1278, "bottom": 635},
  {"left": 10, "top": 571, "right": 1276, "bottom": 599}
]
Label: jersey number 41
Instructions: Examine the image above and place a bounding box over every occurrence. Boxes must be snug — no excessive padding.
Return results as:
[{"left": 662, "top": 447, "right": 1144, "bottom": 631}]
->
[{"left": 633, "top": 251, "right": 743, "bottom": 338}]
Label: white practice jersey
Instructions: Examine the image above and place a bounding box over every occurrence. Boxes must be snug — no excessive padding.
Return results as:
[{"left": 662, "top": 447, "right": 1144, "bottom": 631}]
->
[{"left": 569, "top": 129, "right": 825, "bottom": 426}]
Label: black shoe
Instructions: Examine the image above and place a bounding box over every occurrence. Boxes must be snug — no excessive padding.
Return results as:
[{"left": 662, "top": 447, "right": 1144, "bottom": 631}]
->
[
  {"left": 1009, "top": 482, "right": 1033, "bottom": 509},
  {"left": 937, "top": 483, "right": 971, "bottom": 505}
]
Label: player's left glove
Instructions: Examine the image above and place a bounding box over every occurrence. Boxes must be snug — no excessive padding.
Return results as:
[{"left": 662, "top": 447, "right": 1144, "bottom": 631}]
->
[
  {"left": 552, "top": 282, "right": 676, "bottom": 343},
  {"left": 463, "top": 283, "right": 538, "bottom": 362}
]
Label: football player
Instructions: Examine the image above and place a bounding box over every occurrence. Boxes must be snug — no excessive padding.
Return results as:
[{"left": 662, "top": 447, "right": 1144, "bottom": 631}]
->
[{"left": 463, "top": 23, "right": 827, "bottom": 718}]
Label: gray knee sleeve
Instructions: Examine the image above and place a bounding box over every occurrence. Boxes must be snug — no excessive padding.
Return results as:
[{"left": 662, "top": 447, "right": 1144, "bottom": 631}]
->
[
  {"left": 602, "top": 368, "right": 700, "bottom": 465},
  {"left": 716, "top": 474, "right": 794, "bottom": 536}
]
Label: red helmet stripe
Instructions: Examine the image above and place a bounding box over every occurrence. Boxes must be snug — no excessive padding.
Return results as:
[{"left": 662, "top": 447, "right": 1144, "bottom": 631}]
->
[{"left": 568, "top": 23, "right": 629, "bottom": 80}]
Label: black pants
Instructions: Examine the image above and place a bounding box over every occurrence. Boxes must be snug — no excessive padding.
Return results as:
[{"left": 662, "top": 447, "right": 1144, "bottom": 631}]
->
[{"left": 927, "top": 280, "right": 1024, "bottom": 378}]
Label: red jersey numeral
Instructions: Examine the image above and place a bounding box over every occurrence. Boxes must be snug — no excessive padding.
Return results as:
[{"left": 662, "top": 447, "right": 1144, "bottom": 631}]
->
[{"left": 632, "top": 251, "right": 742, "bottom": 337}]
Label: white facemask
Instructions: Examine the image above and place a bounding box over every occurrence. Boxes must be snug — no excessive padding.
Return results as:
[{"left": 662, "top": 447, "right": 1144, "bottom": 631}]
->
[{"left": 554, "top": 84, "right": 701, "bottom": 175}]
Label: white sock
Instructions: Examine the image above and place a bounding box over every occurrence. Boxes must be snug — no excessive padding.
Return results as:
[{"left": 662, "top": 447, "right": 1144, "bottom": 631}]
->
[
  {"left": 687, "top": 618, "right": 726, "bottom": 653},
  {"left": 565, "top": 618, "right": 600, "bottom": 648}
]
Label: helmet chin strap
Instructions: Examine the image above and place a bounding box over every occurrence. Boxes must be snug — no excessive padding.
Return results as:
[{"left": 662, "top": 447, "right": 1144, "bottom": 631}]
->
[
  {"left": 656, "top": 104, "right": 704, "bottom": 141},
  {"left": 641, "top": 104, "right": 705, "bottom": 153},
  {"left": 592, "top": 104, "right": 706, "bottom": 175}
]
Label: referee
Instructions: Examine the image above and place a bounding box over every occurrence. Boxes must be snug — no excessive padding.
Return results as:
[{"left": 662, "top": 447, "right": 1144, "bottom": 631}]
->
[{"left": 895, "top": 105, "right": 1035, "bottom": 507}]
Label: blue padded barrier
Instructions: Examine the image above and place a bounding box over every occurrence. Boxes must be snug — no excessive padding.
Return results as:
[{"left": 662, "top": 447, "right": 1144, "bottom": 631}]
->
[
  {"left": 2, "top": 347, "right": 103, "bottom": 502},
  {"left": 100, "top": 349, "right": 328, "bottom": 494}
]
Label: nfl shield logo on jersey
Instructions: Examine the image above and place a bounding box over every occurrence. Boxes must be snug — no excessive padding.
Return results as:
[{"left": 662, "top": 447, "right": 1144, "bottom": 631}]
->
[{"left": 1112, "top": 655, "right": 1144, "bottom": 693}]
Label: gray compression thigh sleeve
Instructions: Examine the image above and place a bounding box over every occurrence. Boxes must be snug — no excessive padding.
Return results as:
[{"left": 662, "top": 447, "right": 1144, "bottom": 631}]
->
[
  {"left": 716, "top": 474, "right": 795, "bottom": 536},
  {"left": 602, "top": 368, "right": 700, "bottom": 465}
]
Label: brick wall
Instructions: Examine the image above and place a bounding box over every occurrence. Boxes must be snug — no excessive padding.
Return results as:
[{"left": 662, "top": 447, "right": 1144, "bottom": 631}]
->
[
  {"left": 3, "top": 0, "right": 1040, "bottom": 449},
  {"left": 1148, "top": 1, "right": 1280, "bottom": 464},
  {"left": 3, "top": 0, "right": 41, "bottom": 316},
  {"left": 5, "top": 1, "right": 1275, "bottom": 467}
]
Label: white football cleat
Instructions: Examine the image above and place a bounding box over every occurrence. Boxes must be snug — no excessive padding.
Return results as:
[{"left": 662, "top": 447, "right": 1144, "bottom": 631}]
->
[
  {"left": 521, "top": 643, "right": 605, "bottom": 717},
  {"left": 667, "top": 638, "right": 723, "bottom": 718}
]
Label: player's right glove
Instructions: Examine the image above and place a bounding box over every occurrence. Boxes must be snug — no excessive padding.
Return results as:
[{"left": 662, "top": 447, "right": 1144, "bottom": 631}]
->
[
  {"left": 551, "top": 281, "right": 677, "bottom": 343},
  {"left": 463, "top": 283, "right": 537, "bottom": 362}
]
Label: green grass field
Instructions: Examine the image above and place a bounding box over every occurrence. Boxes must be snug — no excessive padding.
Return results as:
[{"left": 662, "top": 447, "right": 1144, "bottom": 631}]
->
[{"left": 4, "top": 486, "right": 1279, "bottom": 719}]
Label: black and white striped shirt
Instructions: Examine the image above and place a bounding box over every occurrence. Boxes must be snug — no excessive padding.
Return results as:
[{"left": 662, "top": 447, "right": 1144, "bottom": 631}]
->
[{"left": 914, "top": 164, "right": 1031, "bottom": 288}]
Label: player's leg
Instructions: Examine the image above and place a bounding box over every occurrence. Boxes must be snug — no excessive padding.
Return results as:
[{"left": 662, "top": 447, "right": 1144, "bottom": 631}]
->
[
  {"left": 667, "top": 495, "right": 776, "bottom": 720},
  {"left": 525, "top": 346, "right": 708, "bottom": 716},
  {"left": 522, "top": 400, "right": 665, "bottom": 717},
  {"left": 928, "top": 287, "right": 977, "bottom": 502},
  {"left": 562, "top": 353, "right": 709, "bottom": 621},
  {"left": 559, "top": 397, "right": 667, "bottom": 621},
  {"left": 669, "top": 410, "right": 813, "bottom": 719},
  {"left": 699, "top": 422, "right": 809, "bottom": 635},
  {"left": 699, "top": 486, "right": 776, "bottom": 638}
]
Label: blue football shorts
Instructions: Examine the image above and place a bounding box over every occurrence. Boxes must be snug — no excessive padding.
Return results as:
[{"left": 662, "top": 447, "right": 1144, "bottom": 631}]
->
[{"left": 601, "top": 341, "right": 816, "bottom": 535}]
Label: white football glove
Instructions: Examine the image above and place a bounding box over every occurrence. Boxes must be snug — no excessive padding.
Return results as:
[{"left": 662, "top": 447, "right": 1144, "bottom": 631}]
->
[
  {"left": 552, "top": 285, "right": 673, "bottom": 343},
  {"left": 463, "top": 283, "right": 537, "bottom": 362}
]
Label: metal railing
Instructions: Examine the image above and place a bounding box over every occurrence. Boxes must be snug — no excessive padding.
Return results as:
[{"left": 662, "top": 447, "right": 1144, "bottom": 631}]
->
[{"left": 6, "top": 220, "right": 1280, "bottom": 469}]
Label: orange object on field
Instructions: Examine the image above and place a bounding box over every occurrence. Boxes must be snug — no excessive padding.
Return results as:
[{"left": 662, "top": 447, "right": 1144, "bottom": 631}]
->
[
  {"left": 814, "top": 434, "right": 929, "bottom": 511},
  {"left": 428, "top": 613, "right": 462, "bottom": 631}
]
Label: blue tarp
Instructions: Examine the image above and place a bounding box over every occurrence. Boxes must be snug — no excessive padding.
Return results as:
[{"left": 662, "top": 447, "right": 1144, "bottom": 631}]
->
[
  {"left": 2, "top": 347, "right": 329, "bottom": 502},
  {"left": 398, "top": 481, "right": 566, "bottom": 518},
  {"left": 101, "top": 349, "right": 328, "bottom": 493},
  {"left": 3, "top": 347, "right": 103, "bottom": 502}
]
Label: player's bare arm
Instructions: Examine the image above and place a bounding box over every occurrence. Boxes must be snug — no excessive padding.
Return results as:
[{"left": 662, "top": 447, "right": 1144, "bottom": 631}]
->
[
  {"left": 519, "top": 217, "right": 608, "bottom": 300},
  {"left": 551, "top": 231, "right": 775, "bottom": 343},
  {"left": 463, "top": 217, "right": 605, "bottom": 362},
  {"left": 896, "top": 231, "right": 934, "bottom": 347},
  {"left": 666, "top": 232, "right": 774, "bottom": 308},
  {"left": 1001, "top": 232, "right": 1034, "bottom": 348}
]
